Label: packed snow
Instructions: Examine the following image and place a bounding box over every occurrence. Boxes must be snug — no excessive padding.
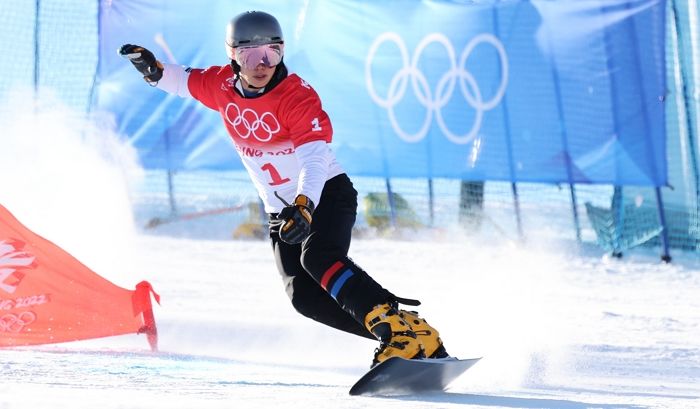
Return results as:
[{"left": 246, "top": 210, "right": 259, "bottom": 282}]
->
[{"left": 1, "top": 92, "right": 699, "bottom": 409}]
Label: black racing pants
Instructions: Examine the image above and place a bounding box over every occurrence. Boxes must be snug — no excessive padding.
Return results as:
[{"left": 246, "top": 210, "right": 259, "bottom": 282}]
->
[{"left": 268, "top": 174, "right": 391, "bottom": 340}]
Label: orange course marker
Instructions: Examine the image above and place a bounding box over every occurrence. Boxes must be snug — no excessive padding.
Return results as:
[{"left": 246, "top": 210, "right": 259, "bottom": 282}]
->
[{"left": 0, "top": 204, "right": 159, "bottom": 350}]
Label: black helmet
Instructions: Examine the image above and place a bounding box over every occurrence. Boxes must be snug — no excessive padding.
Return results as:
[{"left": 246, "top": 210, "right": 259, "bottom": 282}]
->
[{"left": 225, "top": 11, "right": 283, "bottom": 59}]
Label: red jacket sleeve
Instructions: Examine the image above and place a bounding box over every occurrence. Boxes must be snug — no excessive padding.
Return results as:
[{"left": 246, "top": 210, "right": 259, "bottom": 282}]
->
[
  {"left": 187, "top": 66, "right": 228, "bottom": 111},
  {"left": 280, "top": 77, "right": 333, "bottom": 147}
]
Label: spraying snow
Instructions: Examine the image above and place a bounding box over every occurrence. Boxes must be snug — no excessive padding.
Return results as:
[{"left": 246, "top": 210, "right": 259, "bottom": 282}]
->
[{"left": 0, "top": 95, "right": 699, "bottom": 408}]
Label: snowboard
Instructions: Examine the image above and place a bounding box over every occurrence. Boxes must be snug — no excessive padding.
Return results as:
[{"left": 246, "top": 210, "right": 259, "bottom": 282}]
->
[{"left": 349, "top": 356, "right": 481, "bottom": 396}]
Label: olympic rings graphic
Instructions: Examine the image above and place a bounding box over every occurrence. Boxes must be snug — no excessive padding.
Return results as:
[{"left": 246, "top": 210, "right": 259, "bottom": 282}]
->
[
  {"left": 224, "top": 102, "right": 281, "bottom": 142},
  {"left": 365, "top": 32, "right": 508, "bottom": 145},
  {"left": 0, "top": 311, "right": 36, "bottom": 333}
]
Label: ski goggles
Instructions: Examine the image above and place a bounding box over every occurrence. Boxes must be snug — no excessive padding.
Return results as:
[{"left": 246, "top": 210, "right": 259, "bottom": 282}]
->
[{"left": 234, "top": 43, "right": 284, "bottom": 69}]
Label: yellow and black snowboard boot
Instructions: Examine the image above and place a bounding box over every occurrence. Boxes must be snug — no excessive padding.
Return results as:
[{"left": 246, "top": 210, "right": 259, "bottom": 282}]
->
[
  {"left": 398, "top": 310, "right": 449, "bottom": 358},
  {"left": 364, "top": 303, "right": 425, "bottom": 367}
]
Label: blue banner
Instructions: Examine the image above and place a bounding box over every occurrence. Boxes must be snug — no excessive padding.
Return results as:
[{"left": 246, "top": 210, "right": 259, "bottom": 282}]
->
[{"left": 96, "top": 0, "right": 667, "bottom": 186}]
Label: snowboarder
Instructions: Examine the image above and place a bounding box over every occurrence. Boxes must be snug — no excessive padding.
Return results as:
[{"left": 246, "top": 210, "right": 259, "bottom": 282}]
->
[{"left": 120, "top": 10, "right": 448, "bottom": 367}]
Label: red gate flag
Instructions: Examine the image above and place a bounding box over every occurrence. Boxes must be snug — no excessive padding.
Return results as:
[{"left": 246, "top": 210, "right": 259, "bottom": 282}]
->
[{"left": 0, "top": 204, "right": 159, "bottom": 350}]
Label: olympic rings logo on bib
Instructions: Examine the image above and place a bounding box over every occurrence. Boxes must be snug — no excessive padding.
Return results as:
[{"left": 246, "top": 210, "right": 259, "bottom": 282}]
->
[
  {"left": 365, "top": 33, "right": 508, "bottom": 145},
  {"left": 224, "top": 103, "right": 281, "bottom": 142}
]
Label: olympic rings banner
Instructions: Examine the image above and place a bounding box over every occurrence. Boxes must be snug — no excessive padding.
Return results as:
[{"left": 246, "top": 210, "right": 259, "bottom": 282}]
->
[{"left": 96, "top": 0, "right": 667, "bottom": 186}]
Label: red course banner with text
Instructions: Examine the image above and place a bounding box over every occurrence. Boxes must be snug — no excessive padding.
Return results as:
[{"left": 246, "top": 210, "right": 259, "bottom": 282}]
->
[{"left": 0, "top": 204, "right": 159, "bottom": 350}]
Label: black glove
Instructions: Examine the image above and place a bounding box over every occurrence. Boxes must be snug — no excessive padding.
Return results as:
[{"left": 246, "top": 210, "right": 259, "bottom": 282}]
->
[
  {"left": 118, "top": 44, "right": 163, "bottom": 83},
  {"left": 278, "top": 194, "right": 315, "bottom": 244}
]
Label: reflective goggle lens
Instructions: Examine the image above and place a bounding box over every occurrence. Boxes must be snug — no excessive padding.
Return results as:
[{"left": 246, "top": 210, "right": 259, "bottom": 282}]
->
[{"left": 234, "top": 43, "right": 284, "bottom": 69}]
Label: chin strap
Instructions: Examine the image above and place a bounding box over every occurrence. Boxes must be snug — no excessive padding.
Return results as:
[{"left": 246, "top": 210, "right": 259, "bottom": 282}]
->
[{"left": 230, "top": 59, "right": 241, "bottom": 75}]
